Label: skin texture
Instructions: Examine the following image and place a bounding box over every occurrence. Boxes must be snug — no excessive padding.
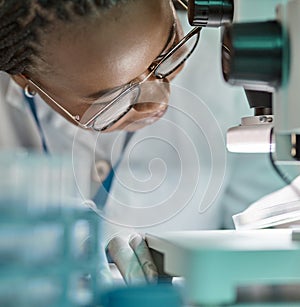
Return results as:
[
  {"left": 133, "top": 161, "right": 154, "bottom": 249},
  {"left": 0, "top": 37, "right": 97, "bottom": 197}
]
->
[{"left": 13, "top": 0, "right": 184, "bottom": 132}]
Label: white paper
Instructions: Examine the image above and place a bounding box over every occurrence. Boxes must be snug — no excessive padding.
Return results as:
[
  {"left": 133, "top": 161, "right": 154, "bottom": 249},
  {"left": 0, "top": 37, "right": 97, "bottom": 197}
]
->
[{"left": 233, "top": 176, "right": 300, "bottom": 229}]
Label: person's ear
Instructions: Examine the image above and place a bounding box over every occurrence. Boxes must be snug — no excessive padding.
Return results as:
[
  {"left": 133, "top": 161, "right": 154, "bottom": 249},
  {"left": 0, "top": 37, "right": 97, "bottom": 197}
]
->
[
  {"left": 11, "top": 74, "right": 37, "bottom": 97},
  {"left": 10, "top": 74, "right": 28, "bottom": 89}
]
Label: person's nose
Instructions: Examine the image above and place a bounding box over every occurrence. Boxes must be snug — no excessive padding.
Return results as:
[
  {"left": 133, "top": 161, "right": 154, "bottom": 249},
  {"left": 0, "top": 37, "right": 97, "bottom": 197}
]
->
[{"left": 132, "top": 74, "right": 170, "bottom": 115}]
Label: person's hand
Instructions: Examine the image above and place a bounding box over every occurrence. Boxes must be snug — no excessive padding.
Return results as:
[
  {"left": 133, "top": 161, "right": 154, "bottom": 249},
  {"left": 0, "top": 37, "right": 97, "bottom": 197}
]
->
[{"left": 106, "top": 233, "right": 158, "bottom": 284}]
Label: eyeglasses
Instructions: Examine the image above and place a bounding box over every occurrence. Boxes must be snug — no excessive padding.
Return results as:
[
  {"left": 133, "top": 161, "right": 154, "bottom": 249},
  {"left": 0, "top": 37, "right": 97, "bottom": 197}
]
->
[{"left": 27, "top": 2, "right": 201, "bottom": 131}]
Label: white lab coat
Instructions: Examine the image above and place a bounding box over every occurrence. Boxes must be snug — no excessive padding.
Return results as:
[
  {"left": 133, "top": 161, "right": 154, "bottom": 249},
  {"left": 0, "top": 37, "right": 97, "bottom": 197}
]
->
[{"left": 0, "top": 71, "right": 130, "bottom": 201}]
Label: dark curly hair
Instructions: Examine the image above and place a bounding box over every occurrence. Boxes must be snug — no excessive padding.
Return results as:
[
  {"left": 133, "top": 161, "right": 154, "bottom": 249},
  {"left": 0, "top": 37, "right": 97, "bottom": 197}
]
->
[{"left": 0, "top": 0, "right": 129, "bottom": 75}]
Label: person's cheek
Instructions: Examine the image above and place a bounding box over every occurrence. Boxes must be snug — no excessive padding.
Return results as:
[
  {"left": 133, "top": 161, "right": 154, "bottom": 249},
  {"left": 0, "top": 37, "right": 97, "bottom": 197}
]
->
[{"left": 104, "top": 79, "right": 170, "bottom": 132}]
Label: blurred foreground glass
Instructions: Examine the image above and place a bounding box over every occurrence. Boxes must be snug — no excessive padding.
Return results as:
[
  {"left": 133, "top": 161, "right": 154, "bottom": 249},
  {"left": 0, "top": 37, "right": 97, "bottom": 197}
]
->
[
  {"left": 0, "top": 151, "right": 102, "bottom": 307},
  {"left": 101, "top": 284, "right": 183, "bottom": 307}
]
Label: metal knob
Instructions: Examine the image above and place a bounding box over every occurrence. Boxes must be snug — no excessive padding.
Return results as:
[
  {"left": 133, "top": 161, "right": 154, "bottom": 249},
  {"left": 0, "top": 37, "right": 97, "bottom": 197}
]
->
[{"left": 188, "top": 0, "right": 234, "bottom": 27}]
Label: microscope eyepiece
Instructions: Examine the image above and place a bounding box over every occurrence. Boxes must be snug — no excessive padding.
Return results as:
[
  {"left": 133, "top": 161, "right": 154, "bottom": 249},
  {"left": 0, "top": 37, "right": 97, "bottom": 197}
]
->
[{"left": 188, "top": 0, "right": 234, "bottom": 27}]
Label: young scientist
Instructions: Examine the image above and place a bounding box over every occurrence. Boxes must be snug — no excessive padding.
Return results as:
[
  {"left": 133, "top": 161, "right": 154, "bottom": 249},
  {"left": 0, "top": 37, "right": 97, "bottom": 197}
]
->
[
  {"left": 0, "top": 0, "right": 198, "bottom": 200},
  {"left": 0, "top": 0, "right": 285, "bottom": 284},
  {"left": 0, "top": 0, "right": 202, "bottom": 283}
]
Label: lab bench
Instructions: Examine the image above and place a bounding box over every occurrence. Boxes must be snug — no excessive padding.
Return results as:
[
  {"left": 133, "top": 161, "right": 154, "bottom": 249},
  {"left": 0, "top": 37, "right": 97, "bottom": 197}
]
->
[{"left": 146, "top": 229, "right": 300, "bottom": 306}]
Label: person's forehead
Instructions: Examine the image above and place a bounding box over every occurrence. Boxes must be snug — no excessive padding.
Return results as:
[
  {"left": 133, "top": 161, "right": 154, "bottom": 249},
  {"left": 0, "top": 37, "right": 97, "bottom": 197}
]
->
[{"left": 37, "top": 0, "right": 174, "bottom": 95}]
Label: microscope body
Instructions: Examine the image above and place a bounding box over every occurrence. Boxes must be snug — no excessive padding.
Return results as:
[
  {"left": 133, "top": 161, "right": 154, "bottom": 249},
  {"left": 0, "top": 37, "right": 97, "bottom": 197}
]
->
[
  {"left": 231, "top": 0, "right": 300, "bottom": 163},
  {"left": 225, "top": 0, "right": 284, "bottom": 153},
  {"left": 233, "top": 0, "right": 285, "bottom": 21},
  {"left": 189, "top": 0, "right": 300, "bottom": 163},
  {"left": 274, "top": 1, "right": 300, "bottom": 163}
]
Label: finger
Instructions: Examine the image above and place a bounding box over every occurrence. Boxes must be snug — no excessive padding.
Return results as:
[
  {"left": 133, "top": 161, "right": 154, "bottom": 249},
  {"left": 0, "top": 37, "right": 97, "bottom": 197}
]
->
[
  {"left": 99, "top": 246, "right": 114, "bottom": 286},
  {"left": 107, "top": 236, "right": 147, "bottom": 285},
  {"left": 129, "top": 233, "right": 158, "bottom": 283}
]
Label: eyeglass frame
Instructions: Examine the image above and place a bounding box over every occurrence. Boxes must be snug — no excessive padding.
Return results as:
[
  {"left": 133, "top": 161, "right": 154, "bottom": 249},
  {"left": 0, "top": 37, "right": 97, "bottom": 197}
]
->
[{"left": 24, "top": 2, "right": 201, "bottom": 131}]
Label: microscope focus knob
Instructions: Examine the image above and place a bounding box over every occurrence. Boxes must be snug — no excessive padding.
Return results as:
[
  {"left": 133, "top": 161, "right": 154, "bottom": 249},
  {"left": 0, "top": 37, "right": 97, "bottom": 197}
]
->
[
  {"left": 188, "top": 0, "right": 234, "bottom": 27},
  {"left": 222, "top": 21, "right": 284, "bottom": 91}
]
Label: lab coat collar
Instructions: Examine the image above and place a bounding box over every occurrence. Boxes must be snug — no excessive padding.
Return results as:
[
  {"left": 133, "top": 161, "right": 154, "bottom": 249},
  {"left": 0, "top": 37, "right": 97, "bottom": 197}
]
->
[
  {"left": 5, "top": 75, "right": 129, "bottom": 159},
  {"left": 6, "top": 75, "right": 67, "bottom": 128},
  {"left": 5, "top": 77, "right": 27, "bottom": 111}
]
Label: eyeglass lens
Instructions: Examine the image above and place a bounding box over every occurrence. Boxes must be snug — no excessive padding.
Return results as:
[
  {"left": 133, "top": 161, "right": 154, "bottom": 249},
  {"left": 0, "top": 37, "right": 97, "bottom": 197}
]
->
[
  {"left": 155, "top": 31, "right": 199, "bottom": 78},
  {"left": 92, "top": 85, "right": 140, "bottom": 130}
]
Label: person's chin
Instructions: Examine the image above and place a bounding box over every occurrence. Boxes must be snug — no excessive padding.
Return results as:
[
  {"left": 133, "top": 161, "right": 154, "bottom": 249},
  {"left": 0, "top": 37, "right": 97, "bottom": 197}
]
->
[{"left": 123, "top": 116, "right": 162, "bottom": 131}]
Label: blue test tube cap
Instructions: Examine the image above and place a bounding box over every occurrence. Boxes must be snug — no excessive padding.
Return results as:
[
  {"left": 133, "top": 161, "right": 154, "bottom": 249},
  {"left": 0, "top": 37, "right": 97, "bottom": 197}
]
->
[{"left": 101, "top": 284, "right": 182, "bottom": 307}]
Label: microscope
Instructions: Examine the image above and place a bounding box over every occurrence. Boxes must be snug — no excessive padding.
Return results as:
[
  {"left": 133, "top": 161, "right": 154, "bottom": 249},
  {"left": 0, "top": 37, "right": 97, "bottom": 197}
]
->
[
  {"left": 145, "top": 2, "right": 300, "bottom": 305},
  {"left": 189, "top": 0, "right": 300, "bottom": 164}
]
